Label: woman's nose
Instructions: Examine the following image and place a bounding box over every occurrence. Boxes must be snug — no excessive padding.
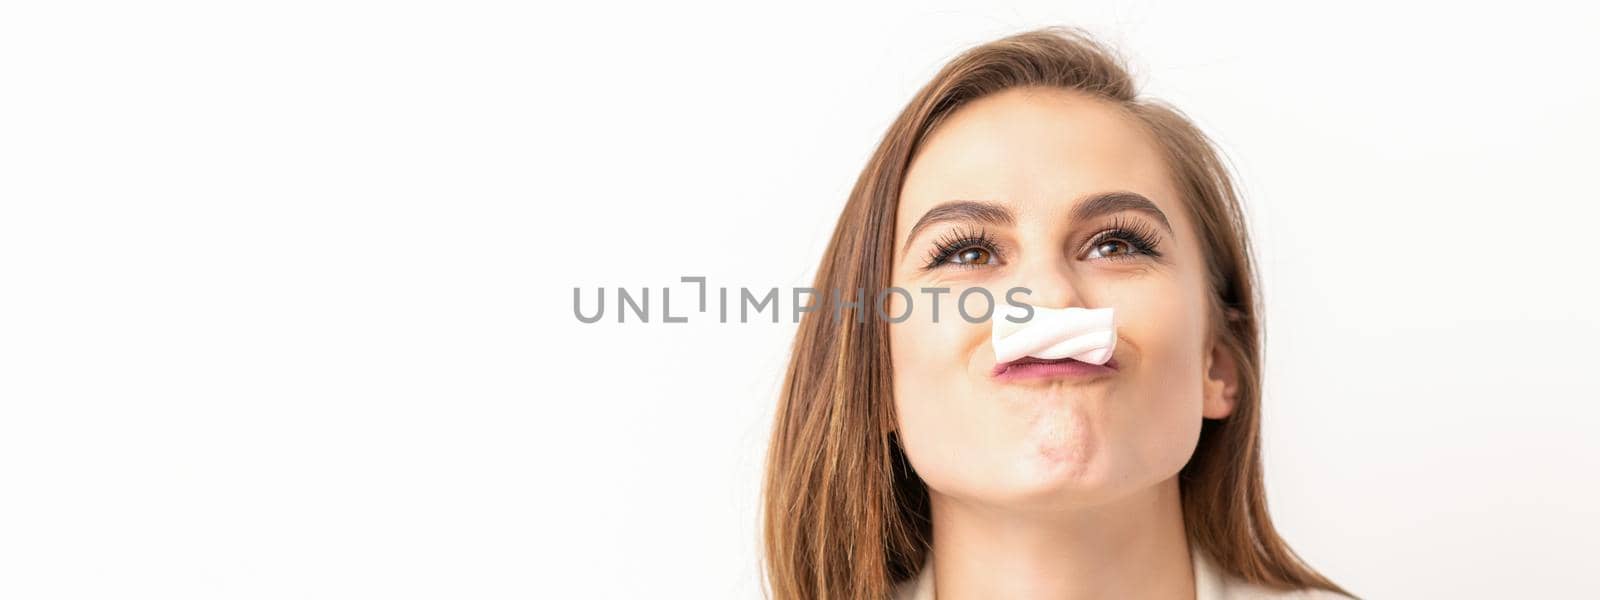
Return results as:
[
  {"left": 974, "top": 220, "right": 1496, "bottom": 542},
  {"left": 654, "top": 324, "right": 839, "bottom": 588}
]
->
[{"left": 1008, "top": 257, "right": 1085, "bottom": 309}]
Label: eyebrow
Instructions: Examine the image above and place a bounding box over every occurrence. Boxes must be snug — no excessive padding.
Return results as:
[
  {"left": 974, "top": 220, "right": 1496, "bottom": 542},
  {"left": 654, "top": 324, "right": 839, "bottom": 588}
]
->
[
  {"left": 901, "top": 191, "right": 1174, "bottom": 254},
  {"left": 900, "top": 201, "right": 1015, "bottom": 254}
]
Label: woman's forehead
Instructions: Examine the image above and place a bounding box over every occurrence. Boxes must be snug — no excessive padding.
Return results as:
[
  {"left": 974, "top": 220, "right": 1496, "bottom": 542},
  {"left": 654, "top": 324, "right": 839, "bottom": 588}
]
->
[{"left": 898, "top": 88, "right": 1181, "bottom": 231}]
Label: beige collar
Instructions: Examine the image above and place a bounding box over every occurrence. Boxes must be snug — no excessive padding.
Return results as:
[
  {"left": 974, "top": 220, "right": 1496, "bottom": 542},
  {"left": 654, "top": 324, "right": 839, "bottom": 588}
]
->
[{"left": 893, "top": 541, "right": 1235, "bottom": 600}]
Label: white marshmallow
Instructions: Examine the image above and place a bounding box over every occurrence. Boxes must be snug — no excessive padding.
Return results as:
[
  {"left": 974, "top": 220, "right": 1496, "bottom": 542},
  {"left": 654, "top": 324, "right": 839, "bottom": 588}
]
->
[{"left": 991, "top": 304, "right": 1117, "bottom": 365}]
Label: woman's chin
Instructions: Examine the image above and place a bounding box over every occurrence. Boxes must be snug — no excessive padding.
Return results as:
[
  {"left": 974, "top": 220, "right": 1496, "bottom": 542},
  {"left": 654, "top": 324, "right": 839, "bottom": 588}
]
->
[{"left": 998, "top": 441, "right": 1131, "bottom": 507}]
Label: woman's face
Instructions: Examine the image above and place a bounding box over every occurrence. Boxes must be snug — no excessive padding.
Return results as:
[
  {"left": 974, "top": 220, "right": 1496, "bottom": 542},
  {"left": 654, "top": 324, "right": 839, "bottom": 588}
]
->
[{"left": 888, "top": 87, "right": 1239, "bottom": 510}]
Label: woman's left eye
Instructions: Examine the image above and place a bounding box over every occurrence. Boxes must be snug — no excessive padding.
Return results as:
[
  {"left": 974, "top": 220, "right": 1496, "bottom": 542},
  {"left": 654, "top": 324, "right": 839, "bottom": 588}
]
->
[
  {"left": 1082, "top": 222, "right": 1163, "bottom": 261},
  {"left": 1086, "top": 239, "right": 1138, "bottom": 259}
]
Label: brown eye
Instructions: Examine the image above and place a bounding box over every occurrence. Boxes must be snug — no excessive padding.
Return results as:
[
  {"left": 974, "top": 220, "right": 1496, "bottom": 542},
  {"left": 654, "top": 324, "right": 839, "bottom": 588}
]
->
[
  {"left": 1092, "top": 239, "right": 1132, "bottom": 258},
  {"left": 953, "top": 246, "right": 993, "bottom": 265},
  {"left": 923, "top": 228, "right": 1003, "bottom": 271},
  {"left": 1083, "top": 220, "right": 1164, "bottom": 262}
]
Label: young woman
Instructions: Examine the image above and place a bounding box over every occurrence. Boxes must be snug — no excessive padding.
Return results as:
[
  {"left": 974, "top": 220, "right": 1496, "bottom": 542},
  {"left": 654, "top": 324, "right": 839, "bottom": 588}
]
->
[{"left": 761, "top": 27, "right": 1354, "bottom": 599}]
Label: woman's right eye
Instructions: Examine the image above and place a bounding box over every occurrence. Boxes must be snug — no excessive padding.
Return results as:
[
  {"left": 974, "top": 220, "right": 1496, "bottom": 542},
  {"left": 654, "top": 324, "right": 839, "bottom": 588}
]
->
[
  {"left": 922, "top": 227, "right": 1004, "bottom": 271},
  {"left": 926, "top": 238, "right": 1001, "bottom": 270},
  {"left": 949, "top": 246, "right": 994, "bottom": 265}
]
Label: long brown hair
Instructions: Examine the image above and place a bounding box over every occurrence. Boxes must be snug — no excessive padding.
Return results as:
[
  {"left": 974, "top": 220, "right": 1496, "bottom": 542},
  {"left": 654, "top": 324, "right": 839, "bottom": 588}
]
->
[{"left": 761, "top": 26, "right": 1349, "bottom": 599}]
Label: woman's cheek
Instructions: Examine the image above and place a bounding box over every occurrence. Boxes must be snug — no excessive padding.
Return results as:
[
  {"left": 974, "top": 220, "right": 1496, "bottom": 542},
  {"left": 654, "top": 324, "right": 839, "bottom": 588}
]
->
[
  {"left": 889, "top": 284, "right": 994, "bottom": 487},
  {"left": 1110, "top": 276, "right": 1210, "bottom": 472},
  {"left": 890, "top": 289, "right": 978, "bottom": 400}
]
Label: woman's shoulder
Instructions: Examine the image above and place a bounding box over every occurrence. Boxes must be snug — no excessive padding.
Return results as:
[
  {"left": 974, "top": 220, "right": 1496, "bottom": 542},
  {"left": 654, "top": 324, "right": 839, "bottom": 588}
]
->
[
  {"left": 1215, "top": 579, "right": 1354, "bottom": 600},
  {"left": 1216, "top": 582, "right": 1356, "bottom": 600},
  {"left": 894, "top": 547, "right": 1353, "bottom": 600}
]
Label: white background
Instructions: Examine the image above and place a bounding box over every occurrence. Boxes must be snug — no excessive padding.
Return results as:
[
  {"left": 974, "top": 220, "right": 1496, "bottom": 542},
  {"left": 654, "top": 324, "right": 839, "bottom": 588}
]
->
[{"left": 3, "top": 1, "right": 1598, "bottom": 598}]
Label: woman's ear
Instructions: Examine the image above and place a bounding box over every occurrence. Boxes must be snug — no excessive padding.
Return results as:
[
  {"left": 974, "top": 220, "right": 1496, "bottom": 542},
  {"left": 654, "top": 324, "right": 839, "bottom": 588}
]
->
[{"left": 1202, "top": 339, "right": 1240, "bottom": 419}]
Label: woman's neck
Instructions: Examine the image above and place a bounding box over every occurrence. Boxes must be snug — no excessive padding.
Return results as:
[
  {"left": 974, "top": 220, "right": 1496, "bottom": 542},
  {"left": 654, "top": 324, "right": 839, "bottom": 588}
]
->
[{"left": 927, "top": 475, "right": 1193, "bottom": 599}]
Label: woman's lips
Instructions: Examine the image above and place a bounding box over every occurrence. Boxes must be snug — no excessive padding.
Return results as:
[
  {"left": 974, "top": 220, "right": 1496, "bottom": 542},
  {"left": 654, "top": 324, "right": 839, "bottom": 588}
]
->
[{"left": 990, "top": 355, "right": 1119, "bottom": 381}]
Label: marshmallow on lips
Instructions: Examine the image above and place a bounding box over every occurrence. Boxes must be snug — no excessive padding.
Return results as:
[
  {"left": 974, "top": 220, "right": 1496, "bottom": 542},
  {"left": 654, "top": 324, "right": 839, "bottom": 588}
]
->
[{"left": 991, "top": 304, "right": 1117, "bottom": 365}]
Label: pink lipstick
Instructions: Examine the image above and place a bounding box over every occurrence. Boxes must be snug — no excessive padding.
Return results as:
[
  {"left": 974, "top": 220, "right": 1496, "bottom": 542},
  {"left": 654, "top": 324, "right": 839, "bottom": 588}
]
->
[{"left": 991, "top": 355, "right": 1119, "bottom": 382}]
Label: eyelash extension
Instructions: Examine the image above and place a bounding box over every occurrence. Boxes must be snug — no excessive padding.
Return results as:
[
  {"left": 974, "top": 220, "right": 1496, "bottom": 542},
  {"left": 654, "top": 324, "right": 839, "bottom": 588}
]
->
[
  {"left": 1086, "top": 215, "right": 1164, "bottom": 260},
  {"left": 923, "top": 226, "right": 1000, "bottom": 271}
]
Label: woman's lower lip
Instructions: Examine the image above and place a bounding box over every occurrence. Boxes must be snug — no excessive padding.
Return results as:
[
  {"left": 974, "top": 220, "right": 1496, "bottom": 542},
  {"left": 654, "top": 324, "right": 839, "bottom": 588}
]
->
[{"left": 991, "top": 358, "right": 1118, "bottom": 381}]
